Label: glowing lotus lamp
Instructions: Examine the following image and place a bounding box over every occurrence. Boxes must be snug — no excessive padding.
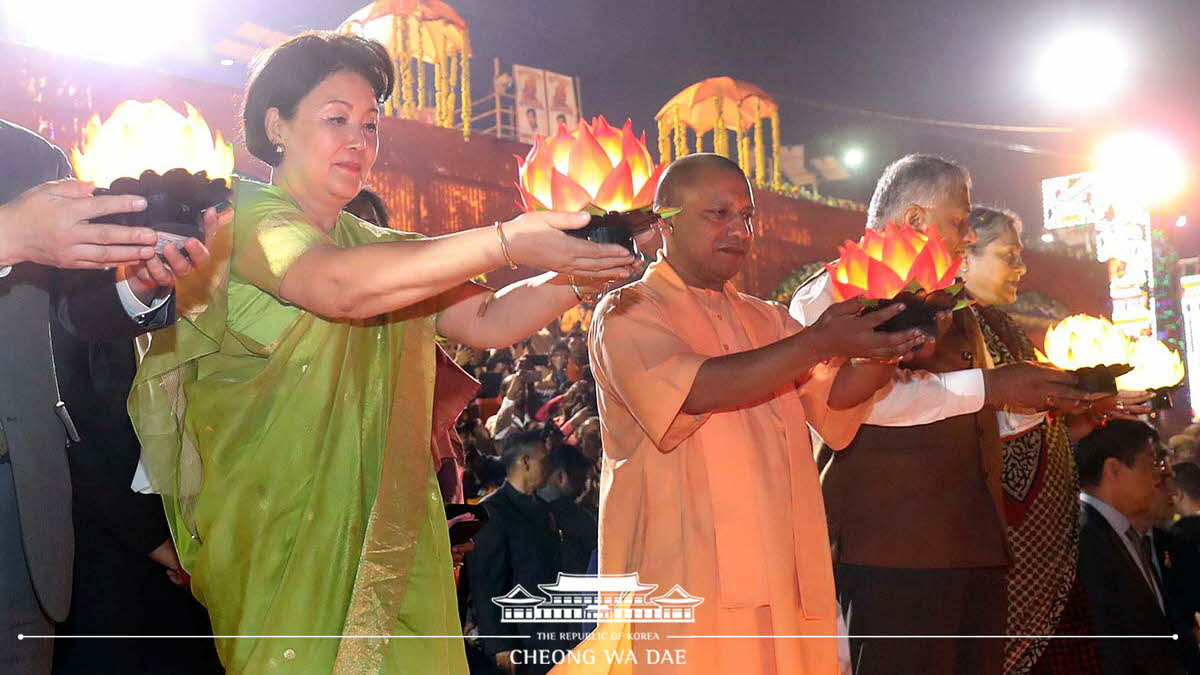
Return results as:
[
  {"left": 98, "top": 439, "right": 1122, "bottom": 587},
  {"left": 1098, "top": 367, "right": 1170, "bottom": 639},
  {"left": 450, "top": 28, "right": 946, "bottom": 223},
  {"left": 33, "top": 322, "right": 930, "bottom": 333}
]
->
[
  {"left": 517, "top": 116, "right": 673, "bottom": 255},
  {"left": 1041, "top": 314, "right": 1134, "bottom": 393},
  {"left": 825, "top": 223, "right": 965, "bottom": 336},
  {"left": 71, "top": 99, "right": 234, "bottom": 248},
  {"left": 1117, "top": 337, "right": 1186, "bottom": 409},
  {"left": 72, "top": 99, "right": 233, "bottom": 187}
]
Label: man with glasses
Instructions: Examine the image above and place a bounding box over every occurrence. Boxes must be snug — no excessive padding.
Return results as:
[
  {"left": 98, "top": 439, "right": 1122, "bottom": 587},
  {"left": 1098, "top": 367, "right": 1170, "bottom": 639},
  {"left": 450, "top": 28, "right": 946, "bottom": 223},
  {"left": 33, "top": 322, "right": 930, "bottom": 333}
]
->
[{"left": 1076, "top": 419, "right": 1189, "bottom": 674}]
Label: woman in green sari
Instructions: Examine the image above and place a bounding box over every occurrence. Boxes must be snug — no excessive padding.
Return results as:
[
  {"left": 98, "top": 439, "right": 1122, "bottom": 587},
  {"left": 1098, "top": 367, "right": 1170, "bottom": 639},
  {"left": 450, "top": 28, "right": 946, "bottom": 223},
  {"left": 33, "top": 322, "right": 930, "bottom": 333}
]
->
[{"left": 128, "top": 32, "right": 638, "bottom": 675}]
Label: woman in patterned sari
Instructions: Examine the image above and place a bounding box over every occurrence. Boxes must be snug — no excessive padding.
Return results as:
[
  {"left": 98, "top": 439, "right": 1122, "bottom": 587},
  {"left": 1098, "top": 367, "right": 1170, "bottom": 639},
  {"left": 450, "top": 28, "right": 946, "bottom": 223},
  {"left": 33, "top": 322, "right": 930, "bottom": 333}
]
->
[
  {"left": 128, "top": 32, "right": 638, "bottom": 674},
  {"left": 964, "top": 206, "right": 1106, "bottom": 675}
]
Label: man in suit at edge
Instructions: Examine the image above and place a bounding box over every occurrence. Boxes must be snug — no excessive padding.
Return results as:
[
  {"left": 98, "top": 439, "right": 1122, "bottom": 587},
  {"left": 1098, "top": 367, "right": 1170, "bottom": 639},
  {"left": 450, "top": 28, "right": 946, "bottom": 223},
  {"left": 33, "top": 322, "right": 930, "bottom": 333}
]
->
[
  {"left": 1147, "top": 462, "right": 1200, "bottom": 673},
  {"left": 0, "top": 118, "right": 215, "bottom": 674},
  {"left": 1076, "top": 419, "right": 1188, "bottom": 675},
  {"left": 1170, "top": 462, "right": 1200, "bottom": 550},
  {"left": 466, "top": 428, "right": 571, "bottom": 675}
]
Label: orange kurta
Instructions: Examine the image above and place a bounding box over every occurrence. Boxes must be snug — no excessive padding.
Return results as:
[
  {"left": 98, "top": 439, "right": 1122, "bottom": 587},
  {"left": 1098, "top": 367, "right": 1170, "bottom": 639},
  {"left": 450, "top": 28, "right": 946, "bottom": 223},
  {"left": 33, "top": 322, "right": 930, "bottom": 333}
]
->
[{"left": 588, "top": 258, "right": 881, "bottom": 675}]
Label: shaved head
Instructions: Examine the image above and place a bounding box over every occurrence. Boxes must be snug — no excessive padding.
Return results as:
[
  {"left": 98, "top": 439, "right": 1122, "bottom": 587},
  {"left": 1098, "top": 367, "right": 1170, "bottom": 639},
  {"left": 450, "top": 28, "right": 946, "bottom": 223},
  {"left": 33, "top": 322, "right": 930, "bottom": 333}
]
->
[
  {"left": 654, "top": 153, "right": 748, "bottom": 209},
  {"left": 652, "top": 153, "right": 755, "bottom": 290}
]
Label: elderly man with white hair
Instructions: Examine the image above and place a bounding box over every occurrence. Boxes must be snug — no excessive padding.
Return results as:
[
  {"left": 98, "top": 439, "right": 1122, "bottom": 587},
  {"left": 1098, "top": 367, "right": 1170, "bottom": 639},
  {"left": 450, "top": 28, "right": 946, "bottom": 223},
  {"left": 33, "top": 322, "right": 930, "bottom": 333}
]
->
[{"left": 790, "top": 154, "right": 1095, "bottom": 675}]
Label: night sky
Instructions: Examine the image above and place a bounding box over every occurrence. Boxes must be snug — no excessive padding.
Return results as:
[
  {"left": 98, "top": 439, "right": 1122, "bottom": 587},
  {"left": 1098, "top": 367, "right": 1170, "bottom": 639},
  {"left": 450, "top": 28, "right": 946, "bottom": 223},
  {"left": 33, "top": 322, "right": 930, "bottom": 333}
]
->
[{"left": 158, "top": 0, "right": 1200, "bottom": 256}]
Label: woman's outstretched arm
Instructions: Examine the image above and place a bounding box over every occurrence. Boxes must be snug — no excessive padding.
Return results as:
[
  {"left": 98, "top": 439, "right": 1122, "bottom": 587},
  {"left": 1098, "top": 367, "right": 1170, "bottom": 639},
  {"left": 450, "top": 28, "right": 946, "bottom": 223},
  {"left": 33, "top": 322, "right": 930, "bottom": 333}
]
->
[{"left": 277, "top": 211, "right": 634, "bottom": 319}]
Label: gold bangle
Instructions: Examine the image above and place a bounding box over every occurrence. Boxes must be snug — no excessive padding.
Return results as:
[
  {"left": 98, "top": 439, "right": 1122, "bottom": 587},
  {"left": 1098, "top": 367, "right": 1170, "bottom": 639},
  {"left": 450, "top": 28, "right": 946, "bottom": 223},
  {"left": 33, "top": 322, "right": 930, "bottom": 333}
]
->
[
  {"left": 569, "top": 275, "right": 605, "bottom": 304},
  {"left": 495, "top": 220, "right": 518, "bottom": 269},
  {"left": 569, "top": 275, "right": 586, "bottom": 302}
]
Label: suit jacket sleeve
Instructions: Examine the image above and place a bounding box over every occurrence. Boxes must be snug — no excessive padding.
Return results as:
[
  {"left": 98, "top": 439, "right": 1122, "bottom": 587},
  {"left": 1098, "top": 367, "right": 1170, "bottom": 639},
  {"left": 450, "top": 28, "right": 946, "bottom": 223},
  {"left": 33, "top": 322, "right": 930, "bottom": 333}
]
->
[
  {"left": 465, "top": 502, "right": 524, "bottom": 655},
  {"left": 67, "top": 444, "right": 171, "bottom": 556},
  {"left": 53, "top": 268, "right": 175, "bottom": 342},
  {"left": 1078, "top": 514, "right": 1140, "bottom": 675}
]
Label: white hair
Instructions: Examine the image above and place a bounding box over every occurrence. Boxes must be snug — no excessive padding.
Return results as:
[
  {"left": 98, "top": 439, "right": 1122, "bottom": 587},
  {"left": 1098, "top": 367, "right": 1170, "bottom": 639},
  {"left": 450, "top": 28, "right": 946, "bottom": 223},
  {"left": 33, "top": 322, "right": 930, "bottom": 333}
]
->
[{"left": 865, "top": 154, "right": 971, "bottom": 230}]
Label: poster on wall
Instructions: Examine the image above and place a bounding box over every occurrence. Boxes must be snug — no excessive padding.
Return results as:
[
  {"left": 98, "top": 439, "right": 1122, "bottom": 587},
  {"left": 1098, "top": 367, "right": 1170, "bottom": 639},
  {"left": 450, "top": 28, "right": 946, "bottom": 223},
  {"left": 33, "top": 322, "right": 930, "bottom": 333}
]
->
[
  {"left": 544, "top": 70, "right": 580, "bottom": 132},
  {"left": 513, "top": 64, "right": 548, "bottom": 144}
]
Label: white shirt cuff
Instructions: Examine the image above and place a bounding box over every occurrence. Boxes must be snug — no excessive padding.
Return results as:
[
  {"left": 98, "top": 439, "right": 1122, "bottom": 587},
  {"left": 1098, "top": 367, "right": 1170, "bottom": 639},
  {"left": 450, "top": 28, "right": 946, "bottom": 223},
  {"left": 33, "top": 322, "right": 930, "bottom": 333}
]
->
[
  {"left": 0, "top": 266, "right": 11, "bottom": 278},
  {"left": 943, "top": 367, "right": 987, "bottom": 410},
  {"left": 116, "top": 278, "right": 170, "bottom": 319},
  {"left": 866, "top": 367, "right": 986, "bottom": 426},
  {"left": 130, "top": 459, "right": 156, "bottom": 494},
  {"left": 998, "top": 411, "right": 1047, "bottom": 438}
]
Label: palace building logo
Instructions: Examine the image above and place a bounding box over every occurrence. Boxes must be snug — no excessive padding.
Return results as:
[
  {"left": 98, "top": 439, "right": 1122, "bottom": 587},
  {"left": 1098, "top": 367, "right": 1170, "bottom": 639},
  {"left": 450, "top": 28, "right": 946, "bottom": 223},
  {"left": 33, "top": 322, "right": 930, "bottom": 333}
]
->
[{"left": 492, "top": 573, "right": 704, "bottom": 624}]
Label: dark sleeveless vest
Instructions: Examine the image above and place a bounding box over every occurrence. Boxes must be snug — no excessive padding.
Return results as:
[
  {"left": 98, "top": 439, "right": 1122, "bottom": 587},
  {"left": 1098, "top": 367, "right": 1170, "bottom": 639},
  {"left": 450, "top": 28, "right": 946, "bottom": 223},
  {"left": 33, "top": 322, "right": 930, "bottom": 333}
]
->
[{"left": 820, "top": 309, "right": 1010, "bottom": 568}]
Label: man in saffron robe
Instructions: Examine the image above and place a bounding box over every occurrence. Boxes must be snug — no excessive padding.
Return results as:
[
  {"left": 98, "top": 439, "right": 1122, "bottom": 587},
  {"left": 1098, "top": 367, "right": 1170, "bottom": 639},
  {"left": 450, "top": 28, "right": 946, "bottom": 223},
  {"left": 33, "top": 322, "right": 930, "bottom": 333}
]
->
[{"left": 589, "top": 154, "right": 926, "bottom": 674}]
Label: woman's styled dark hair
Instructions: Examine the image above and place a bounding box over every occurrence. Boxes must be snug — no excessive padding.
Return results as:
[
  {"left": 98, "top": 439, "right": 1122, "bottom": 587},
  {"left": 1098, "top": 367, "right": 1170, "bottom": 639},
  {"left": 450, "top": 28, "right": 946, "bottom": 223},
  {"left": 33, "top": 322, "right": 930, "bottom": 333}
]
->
[{"left": 242, "top": 31, "right": 395, "bottom": 167}]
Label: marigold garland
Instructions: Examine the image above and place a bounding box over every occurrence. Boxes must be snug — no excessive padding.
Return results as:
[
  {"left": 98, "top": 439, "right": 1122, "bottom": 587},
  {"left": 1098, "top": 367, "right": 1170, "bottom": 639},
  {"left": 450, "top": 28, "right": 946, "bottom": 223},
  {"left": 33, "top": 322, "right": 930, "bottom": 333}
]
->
[
  {"left": 398, "top": 16, "right": 414, "bottom": 118},
  {"left": 753, "top": 101, "right": 766, "bottom": 186},
  {"left": 415, "top": 23, "right": 426, "bottom": 110},
  {"left": 672, "top": 104, "right": 688, "bottom": 158},
  {"left": 770, "top": 109, "right": 781, "bottom": 188},
  {"left": 712, "top": 96, "right": 728, "bottom": 156},
  {"left": 460, "top": 47, "right": 471, "bottom": 140},
  {"left": 657, "top": 115, "right": 671, "bottom": 164}
]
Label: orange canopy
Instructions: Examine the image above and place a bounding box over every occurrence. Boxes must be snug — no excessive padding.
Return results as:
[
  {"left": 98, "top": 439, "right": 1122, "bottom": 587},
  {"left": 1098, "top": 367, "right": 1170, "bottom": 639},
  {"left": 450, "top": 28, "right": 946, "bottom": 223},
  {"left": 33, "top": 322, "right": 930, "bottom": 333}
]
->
[
  {"left": 338, "top": 0, "right": 468, "bottom": 62},
  {"left": 655, "top": 77, "right": 778, "bottom": 134}
]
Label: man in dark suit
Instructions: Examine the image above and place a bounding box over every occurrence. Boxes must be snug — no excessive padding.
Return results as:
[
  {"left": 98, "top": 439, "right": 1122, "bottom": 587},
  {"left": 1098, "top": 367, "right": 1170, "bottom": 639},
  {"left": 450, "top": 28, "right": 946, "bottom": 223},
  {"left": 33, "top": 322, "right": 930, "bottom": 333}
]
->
[
  {"left": 540, "top": 443, "right": 598, "bottom": 575},
  {"left": 1152, "top": 524, "right": 1200, "bottom": 674},
  {"left": 1148, "top": 463, "right": 1200, "bottom": 674},
  {"left": 466, "top": 429, "right": 570, "bottom": 675},
  {"left": 1171, "top": 462, "right": 1200, "bottom": 549},
  {"left": 0, "top": 118, "right": 212, "bottom": 674},
  {"left": 1076, "top": 419, "right": 1188, "bottom": 675},
  {"left": 50, "top": 332, "right": 222, "bottom": 674}
]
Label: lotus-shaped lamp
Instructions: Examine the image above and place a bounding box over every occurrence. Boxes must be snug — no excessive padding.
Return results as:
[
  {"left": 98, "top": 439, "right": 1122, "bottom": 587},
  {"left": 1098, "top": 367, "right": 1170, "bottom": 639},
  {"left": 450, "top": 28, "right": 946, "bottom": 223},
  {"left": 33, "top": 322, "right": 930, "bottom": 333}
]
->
[
  {"left": 825, "top": 223, "right": 965, "bottom": 335},
  {"left": 517, "top": 116, "right": 673, "bottom": 255}
]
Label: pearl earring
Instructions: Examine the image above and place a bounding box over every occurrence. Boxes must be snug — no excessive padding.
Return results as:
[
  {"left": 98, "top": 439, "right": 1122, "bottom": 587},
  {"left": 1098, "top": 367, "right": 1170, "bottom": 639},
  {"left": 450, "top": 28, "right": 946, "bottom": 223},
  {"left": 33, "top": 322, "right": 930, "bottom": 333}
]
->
[{"left": 275, "top": 144, "right": 284, "bottom": 156}]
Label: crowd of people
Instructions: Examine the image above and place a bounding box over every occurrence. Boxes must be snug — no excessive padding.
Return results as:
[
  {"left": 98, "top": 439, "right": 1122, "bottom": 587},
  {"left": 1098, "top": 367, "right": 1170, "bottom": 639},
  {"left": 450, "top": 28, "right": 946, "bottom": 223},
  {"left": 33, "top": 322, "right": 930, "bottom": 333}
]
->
[{"left": 3, "top": 27, "right": 1200, "bottom": 675}]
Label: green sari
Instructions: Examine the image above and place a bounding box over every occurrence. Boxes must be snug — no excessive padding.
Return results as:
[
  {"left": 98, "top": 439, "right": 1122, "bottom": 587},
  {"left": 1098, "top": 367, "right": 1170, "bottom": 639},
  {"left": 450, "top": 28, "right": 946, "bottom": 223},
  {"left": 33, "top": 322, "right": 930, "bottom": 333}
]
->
[{"left": 129, "top": 179, "right": 469, "bottom": 674}]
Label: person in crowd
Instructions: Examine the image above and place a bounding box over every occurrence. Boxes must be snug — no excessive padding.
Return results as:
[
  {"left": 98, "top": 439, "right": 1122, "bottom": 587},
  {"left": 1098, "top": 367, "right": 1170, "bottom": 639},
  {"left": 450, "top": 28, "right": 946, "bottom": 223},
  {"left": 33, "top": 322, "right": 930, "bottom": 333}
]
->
[
  {"left": 591, "top": 153, "right": 929, "bottom": 674},
  {"left": 465, "top": 430, "right": 571, "bottom": 675},
  {"left": 126, "top": 31, "right": 638, "bottom": 675},
  {"left": 487, "top": 348, "right": 516, "bottom": 376},
  {"left": 0, "top": 117, "right": 215, "bottom": 675},
  {"left": 962, "top": 206, "right": 1104, "bottom": 675},
  {"left": 565, "top": 332, "right": 589, "bottom": 381},
  {"left": 535, "top": 378, "right": 595, "bottom": 435},
  {"left": 558, "top": 303, "right": 593, "bottom": 336},
  {"left": 489, "top": 356, "right": 542, "bottom": 441},
  {"left": 1076, "top": 420, "right": 1188, "bottom": 675},
  {"left": 1171, "top": 462, "right": 1200, "bottom": 549},
  {"left": 1170, "top": 434, "right": 1200, "bottom": 466},
  {"left": 540, "top": 442, "right": 598, "bottom": 574},
  {"left": 455, "top": 344, "right": 489, "bottom": 379},
  {"left": 527, "top": 317, "right": 564, "bottom": 355},
  {"left": 576, "top": 416, "right": 603, "bottom": 465},
  {"left": 542, "top": 340, "right": 572, "bottom": 393},
  {"left": 1146, "top": 467, "right": 1200, "bottom": 674},
  {"left": 790, "top": 155, "right": 1096, "bottom": 675}
]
